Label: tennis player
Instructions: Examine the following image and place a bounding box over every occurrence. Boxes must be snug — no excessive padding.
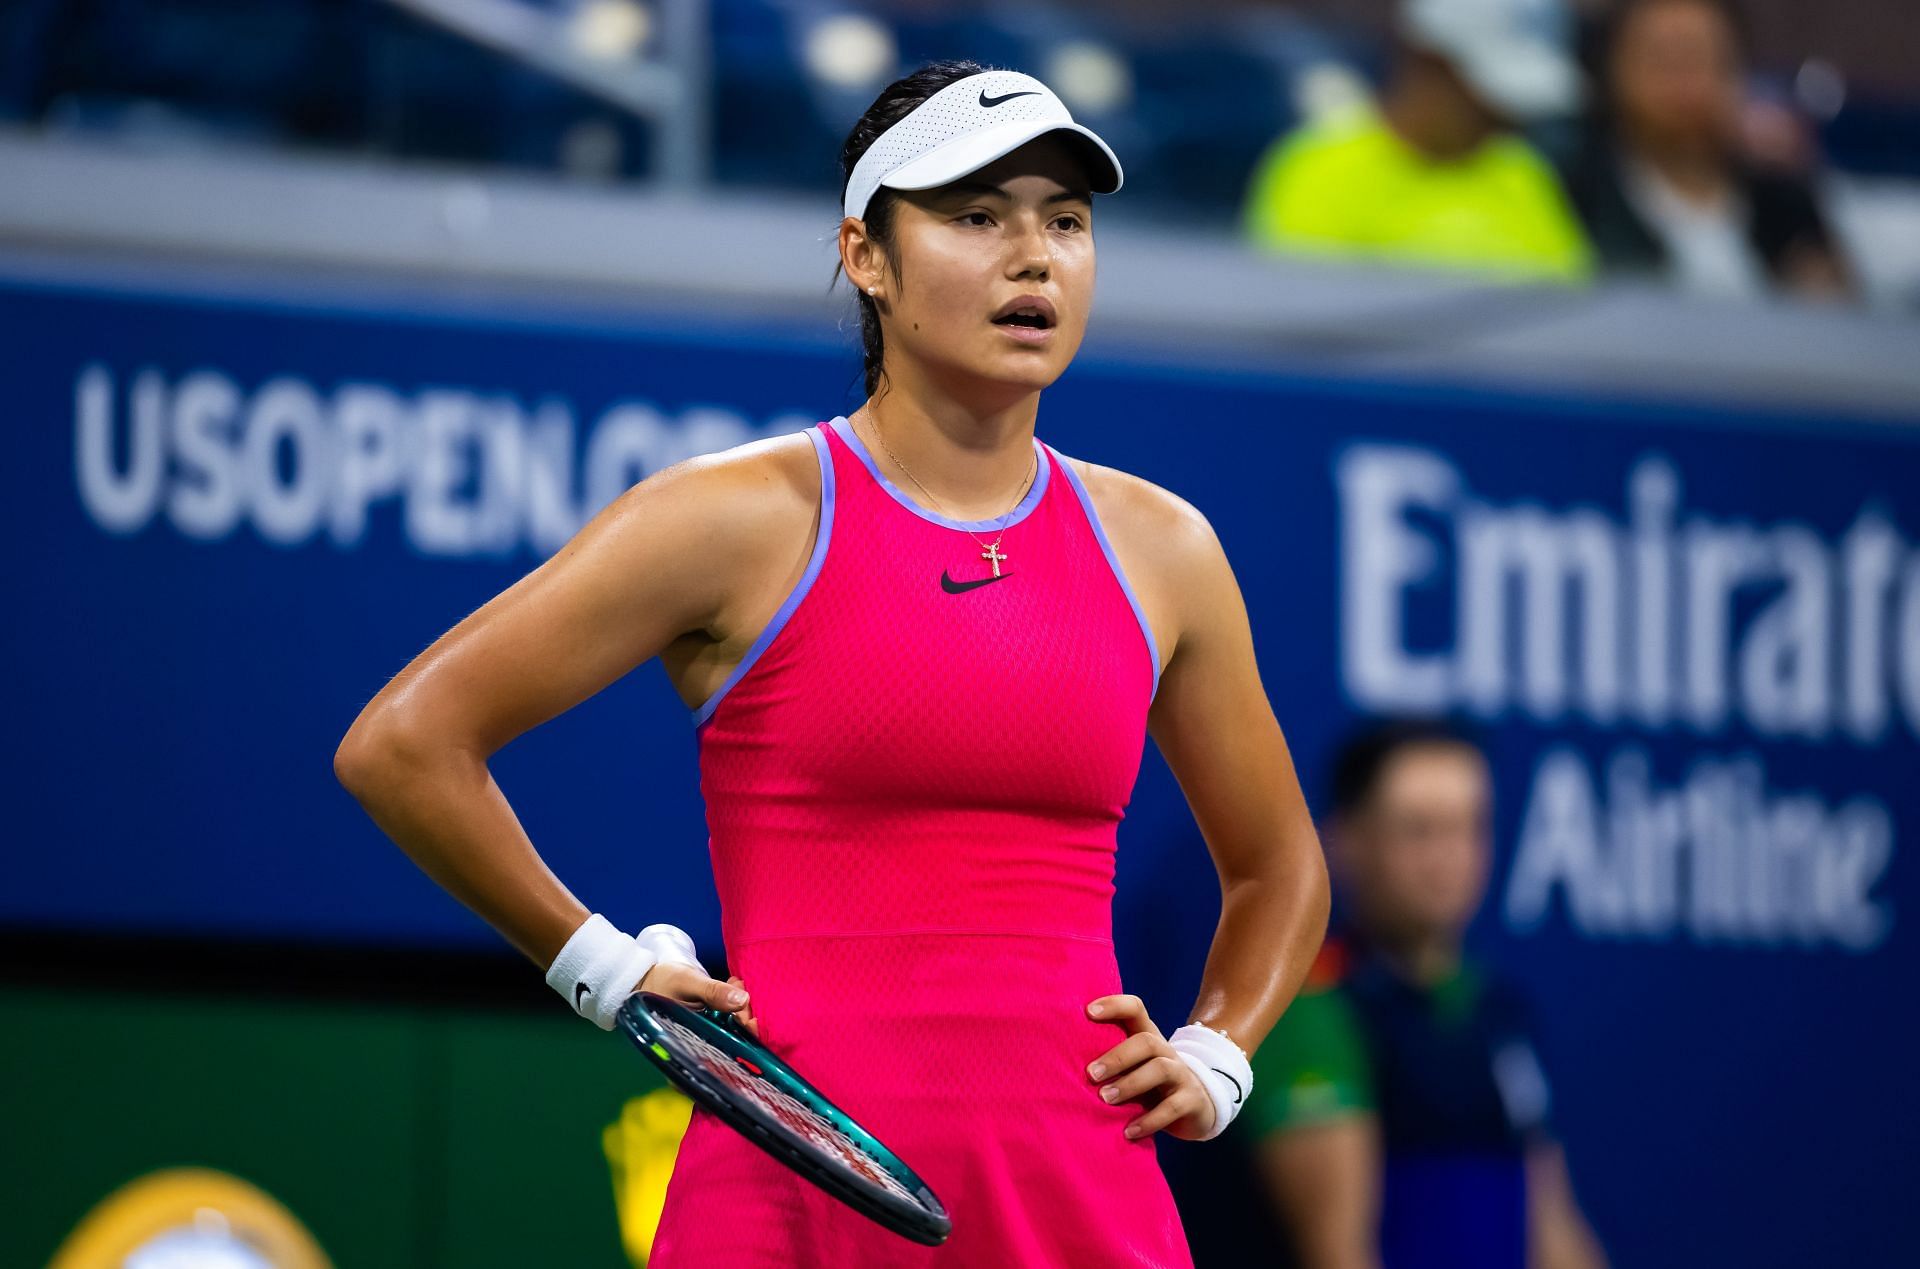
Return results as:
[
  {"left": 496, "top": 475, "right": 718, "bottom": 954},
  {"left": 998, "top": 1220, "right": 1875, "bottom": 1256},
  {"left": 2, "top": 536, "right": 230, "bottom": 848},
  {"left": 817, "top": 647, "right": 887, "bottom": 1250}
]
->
[{"left": 335, "top": 59, "right": 1330, "bottom": 1266}]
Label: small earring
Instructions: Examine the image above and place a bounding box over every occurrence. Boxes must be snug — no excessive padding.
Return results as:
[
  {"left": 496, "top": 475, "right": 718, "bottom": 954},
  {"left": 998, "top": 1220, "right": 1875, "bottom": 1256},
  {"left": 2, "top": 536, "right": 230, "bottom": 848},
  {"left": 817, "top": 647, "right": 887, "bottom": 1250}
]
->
[{"left": 866, "top": 286, "right": 877, "bottom": 296}]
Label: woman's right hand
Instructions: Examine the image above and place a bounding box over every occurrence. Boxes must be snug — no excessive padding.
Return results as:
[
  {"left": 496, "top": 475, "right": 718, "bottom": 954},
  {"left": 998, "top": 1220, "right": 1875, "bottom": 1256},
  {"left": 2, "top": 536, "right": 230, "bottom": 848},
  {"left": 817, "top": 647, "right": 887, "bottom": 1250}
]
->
[{"left": 637, "top": 962, "right": 760, "bottom": 1039}]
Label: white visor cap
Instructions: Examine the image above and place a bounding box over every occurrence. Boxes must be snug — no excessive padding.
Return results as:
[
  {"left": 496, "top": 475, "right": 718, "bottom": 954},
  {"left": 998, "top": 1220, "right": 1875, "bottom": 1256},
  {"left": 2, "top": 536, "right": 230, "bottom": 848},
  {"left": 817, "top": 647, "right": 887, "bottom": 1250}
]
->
[
  {"left": 843, "top": 70, "right": 1124, "bottom": 222},
  {"left": 1401, "top": 0, "right": 1583, "bottom": 120}
]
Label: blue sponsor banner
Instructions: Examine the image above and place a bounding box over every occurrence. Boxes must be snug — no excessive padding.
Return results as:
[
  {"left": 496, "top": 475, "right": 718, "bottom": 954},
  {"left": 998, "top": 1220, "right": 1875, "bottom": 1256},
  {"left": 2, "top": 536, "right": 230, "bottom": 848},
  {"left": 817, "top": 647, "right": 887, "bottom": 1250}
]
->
[{"left": 3, "top": 267, "right": 1915, "bottom": 1268}]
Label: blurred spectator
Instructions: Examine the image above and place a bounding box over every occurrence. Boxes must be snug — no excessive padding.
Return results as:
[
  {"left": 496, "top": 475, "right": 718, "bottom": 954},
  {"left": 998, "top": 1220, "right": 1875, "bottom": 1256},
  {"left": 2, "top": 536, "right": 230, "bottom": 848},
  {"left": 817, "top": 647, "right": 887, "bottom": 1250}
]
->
[
  {"left": 1241, "top": 0, "right": 1593, "bottom": 283},
  {"left": 1241, "top": 719, "right": 1608, "bottom": 1269},
  {"left": 1562, "top": 0, "right": 1856, "bottom": 301}
]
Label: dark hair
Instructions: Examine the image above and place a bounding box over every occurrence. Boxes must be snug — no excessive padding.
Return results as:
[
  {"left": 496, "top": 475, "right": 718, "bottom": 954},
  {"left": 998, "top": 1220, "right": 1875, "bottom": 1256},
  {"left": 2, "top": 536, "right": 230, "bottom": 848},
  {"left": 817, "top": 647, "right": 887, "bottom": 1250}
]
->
[
  {"left": 1570, "top": 0, "right": 1752, "bottom": 162},
  {"left": 1328, "top": 716, "right": 1486, "bottom": 818},
  {"left": 833, "top": 59, "right": 991, "bottom": 400},
  {"left": 1582, "top": 0, "right": 1753, "bottom": 88}
]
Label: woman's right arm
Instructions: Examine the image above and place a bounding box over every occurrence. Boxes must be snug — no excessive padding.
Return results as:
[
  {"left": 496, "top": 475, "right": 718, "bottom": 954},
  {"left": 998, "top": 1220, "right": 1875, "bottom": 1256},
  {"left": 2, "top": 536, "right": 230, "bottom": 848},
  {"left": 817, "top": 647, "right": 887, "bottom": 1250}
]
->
[{"left": 332, "top": 433, "right": 815, "bottom": 974}]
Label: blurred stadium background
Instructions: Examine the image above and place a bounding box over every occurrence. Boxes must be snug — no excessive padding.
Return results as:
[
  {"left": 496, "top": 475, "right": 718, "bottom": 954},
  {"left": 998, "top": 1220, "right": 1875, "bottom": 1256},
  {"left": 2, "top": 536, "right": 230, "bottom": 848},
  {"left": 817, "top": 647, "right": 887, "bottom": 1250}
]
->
[{"left": 2, "top": 0, "right": 1915, "bottom": 1265}]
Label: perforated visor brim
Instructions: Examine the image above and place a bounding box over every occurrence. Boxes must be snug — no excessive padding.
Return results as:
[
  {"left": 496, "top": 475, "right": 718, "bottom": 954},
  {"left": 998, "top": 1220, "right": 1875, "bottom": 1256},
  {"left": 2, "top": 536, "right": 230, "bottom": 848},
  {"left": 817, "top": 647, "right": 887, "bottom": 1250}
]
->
[{"left": 864, "top": 121, "right": 1122, "bottom": 213}]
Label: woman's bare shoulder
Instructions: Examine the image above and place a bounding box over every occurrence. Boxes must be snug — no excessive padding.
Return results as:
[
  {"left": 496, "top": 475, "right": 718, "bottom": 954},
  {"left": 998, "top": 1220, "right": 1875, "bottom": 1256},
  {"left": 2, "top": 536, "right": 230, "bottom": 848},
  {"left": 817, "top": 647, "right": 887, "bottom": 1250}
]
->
[
  {"left": 646, "top": 425, "right": 825, "bottom": 562},
  {"left": 676, "top": 426, "right": 822, "bottom": 506},
  {"left": 1060, "top": 452, "right": 1219, "bottom": 567},
  {"left": 334, "top": 426, "right": 829, "bottom": 761},
  {"left": 657, "top": 426, "right": 825, "bottom": 638},
  {"left": 552, "top": 424, "right": 825, "bottom": 647}
]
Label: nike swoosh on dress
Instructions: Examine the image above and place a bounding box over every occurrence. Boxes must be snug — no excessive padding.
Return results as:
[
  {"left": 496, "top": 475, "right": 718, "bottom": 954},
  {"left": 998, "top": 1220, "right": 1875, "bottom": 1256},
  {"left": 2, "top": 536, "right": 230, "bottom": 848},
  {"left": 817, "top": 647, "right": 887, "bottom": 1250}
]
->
[{"left": 941, "top": 569, "right": 1012, "bottom": 594}]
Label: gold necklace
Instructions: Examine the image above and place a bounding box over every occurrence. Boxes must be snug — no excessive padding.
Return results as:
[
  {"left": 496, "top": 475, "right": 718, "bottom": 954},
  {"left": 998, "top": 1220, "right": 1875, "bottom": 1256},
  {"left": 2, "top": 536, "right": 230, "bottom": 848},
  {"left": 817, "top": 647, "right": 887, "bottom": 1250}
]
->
[{"left": 861, "top": 406, "right": 1037, "bottom": 578}]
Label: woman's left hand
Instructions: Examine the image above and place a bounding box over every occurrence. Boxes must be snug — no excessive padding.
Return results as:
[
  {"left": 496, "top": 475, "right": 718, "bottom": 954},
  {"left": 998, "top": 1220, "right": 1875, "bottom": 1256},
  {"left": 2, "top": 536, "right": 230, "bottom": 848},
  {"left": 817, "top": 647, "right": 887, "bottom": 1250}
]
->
[{"left": 1084, "top": 994, "right": 1217, "bottom": 1142}]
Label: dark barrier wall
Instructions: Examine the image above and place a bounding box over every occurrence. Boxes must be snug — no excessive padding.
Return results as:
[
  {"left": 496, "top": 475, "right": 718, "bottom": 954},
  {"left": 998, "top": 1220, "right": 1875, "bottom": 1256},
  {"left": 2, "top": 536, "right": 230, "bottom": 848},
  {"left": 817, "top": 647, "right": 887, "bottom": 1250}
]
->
[
  {"left": 0, "top": 986, "right": 676, "bottom": 1266},
  {"left": 4, "top": 267, "right": 1915, "bottom": 1268}
]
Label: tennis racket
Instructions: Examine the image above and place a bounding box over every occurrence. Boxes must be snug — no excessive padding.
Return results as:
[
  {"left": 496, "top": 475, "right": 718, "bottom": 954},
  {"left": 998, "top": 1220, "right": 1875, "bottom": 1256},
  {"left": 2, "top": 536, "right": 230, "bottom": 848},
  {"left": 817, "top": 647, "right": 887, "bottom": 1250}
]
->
[{"left": 615, "top": 991, "right": 952, "bottom": 1247}]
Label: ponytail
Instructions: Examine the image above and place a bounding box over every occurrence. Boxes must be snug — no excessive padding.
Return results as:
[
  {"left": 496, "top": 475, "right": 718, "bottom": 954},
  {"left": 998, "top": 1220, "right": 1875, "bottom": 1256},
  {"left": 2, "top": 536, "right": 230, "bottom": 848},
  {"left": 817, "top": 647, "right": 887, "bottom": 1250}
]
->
[{"left": 832, "top": 58, "right": 992, "bottom": 399}]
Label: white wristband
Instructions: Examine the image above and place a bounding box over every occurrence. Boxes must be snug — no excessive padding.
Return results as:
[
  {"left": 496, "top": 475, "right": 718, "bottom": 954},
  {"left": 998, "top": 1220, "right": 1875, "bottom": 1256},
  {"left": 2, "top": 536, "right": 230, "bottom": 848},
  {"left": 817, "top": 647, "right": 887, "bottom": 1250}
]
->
[
  {"left": 1169, "top": 1023, "right": 1254, "bottom": 1141},
  {"left": 545, "top": 913, "right": 700, "bottom": 1031}
]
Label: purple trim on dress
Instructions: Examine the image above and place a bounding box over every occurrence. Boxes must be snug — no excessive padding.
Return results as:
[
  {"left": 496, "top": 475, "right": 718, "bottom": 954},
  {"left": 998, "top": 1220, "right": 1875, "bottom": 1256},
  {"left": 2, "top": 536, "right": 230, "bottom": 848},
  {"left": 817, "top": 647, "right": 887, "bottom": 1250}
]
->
[
  {"left": 1044, "top": 443, "right": 1164, "bottom": 703},
  {"left": 824, "top": 414, "right": 1050, "bottom": 533},
  {"left": 692, "top": 425, "right": 836, "bottom": 729}
]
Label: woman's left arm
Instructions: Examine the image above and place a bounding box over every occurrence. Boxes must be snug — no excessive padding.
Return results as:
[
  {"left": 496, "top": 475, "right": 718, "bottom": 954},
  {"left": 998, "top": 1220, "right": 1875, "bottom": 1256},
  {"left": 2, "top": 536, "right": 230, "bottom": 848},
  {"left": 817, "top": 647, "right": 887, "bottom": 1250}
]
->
[
  {"left": 1080, "top": 470, "right": 1331, "bottom": 1141},
  {"left": 1144, "top": 493, "right": 1331, "bottom": 1057}
]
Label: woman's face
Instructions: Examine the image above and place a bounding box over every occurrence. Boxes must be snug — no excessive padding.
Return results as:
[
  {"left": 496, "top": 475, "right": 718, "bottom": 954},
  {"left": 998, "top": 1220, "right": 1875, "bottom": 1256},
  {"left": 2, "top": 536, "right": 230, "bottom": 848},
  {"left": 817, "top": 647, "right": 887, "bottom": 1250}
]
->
[
  {"left": 1610, "top": 0, "right": 1744, "bottom": 154},
  {"left": 850, "top": 133, "right": 1096, "bottom": 402}
]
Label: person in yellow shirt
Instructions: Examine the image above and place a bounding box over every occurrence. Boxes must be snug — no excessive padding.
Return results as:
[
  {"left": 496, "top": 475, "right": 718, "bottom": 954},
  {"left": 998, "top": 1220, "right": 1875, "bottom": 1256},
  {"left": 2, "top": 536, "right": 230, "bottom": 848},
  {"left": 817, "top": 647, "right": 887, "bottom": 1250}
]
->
[{"left": 1244, "top": 0, "right": 1594, "bottom": 283}]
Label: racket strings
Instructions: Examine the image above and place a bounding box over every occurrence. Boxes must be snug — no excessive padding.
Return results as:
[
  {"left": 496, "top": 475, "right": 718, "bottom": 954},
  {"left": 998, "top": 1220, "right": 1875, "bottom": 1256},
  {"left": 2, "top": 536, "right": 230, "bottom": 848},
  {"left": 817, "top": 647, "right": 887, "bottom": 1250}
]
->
[{"left": 660, "top": 1016, "right": 922, "bottom": 1205}]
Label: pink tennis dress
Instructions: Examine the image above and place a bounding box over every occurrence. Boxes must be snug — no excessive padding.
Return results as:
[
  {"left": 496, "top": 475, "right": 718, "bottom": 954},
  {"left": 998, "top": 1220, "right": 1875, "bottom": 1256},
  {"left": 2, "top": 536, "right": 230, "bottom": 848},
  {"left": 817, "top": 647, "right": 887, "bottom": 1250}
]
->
[{"left": 648, "top": 415, "right": 1193, "bottom": 1267}]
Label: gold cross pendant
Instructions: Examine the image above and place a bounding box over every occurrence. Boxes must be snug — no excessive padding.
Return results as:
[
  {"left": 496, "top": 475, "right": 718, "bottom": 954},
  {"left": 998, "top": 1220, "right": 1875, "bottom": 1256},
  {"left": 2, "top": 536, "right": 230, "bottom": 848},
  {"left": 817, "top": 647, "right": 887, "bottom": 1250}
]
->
[{"left": 982, "top": 541, "right": 1007, "bottom": 577}]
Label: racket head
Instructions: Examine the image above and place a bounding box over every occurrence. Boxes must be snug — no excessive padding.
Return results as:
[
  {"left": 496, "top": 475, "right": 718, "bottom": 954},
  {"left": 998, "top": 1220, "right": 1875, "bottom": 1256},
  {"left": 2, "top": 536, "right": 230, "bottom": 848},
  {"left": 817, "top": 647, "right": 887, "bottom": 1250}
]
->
[{"left": 615, "top": 991, "right": 952, "bottom": 1247}]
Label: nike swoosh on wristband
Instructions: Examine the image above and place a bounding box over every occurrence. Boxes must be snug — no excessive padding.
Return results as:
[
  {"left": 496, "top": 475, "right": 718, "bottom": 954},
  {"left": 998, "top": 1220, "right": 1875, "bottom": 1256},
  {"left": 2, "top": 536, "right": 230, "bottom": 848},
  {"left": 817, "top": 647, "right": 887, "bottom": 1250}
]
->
[
  {"left": 575, "top": 981, "right": 592, "bottom": 1009},
  {"left": 979, "top": 89, "right": 1042, "bottom": 108},
  {"left": 941, "top": 569, "right": 1012, "bottom": 593},
  {"left": 1211, "top": 1067, "right": 1245, "bottom": 1105}
]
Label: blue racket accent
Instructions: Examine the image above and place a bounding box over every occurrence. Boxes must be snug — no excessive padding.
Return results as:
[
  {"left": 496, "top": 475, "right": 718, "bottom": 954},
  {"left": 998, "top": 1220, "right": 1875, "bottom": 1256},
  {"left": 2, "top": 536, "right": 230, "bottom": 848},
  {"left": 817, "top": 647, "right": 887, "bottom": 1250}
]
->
[{"left": 615, "top": 992, "right": 952, "bottom": 1247}]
